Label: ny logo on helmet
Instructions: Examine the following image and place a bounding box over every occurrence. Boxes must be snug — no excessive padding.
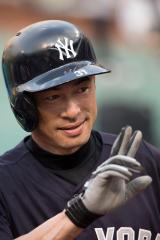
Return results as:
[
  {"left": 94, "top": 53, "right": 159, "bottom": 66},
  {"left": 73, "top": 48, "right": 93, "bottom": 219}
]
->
[{"left": 55, "top": 37, "right": 77, "bottom": 61}]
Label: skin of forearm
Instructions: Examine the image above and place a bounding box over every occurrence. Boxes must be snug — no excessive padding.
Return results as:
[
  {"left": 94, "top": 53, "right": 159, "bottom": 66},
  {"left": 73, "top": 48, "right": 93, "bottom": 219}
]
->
[{"left": 15, "top": 211, "right": 83, "bottom": 240}]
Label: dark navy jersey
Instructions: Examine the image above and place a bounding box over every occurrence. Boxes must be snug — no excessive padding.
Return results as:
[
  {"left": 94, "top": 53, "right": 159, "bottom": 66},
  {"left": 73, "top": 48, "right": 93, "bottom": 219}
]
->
[{"left": 0, "top": 131, "right": 160, "bottom": 240}]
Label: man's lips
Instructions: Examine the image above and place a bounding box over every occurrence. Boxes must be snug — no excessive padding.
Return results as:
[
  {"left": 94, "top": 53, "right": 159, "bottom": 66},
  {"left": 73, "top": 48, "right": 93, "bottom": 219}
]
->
[
  {"left": 59, "top": 120, "right": 86, "bottom": 130},
  {"left": 58, "top": 120, "right": 86, "bottom": 136}
]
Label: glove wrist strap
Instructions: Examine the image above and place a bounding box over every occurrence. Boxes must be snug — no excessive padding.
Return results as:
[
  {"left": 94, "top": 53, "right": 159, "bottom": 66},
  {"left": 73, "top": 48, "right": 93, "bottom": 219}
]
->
[{"left": 65, "top": 195, "right": 101, "bottom": 228}]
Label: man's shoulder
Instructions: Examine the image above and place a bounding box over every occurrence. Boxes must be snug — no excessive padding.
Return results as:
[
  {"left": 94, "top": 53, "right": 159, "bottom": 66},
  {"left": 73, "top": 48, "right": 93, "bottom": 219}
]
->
[
  {"left": 0, "top": 138, "right": 29, "bottom": 167},
  {"left": 137, "top": 139, "right": 160, "bottom": 170},
  {"left": 0, "top": 138, "right": 32, "bottom": 191},
  {"left": 97, "top": 130, "right": 160, "bottom": 161},
  {"left": 141, "top": 140, "right": 160, "bottom": 158},
  {"left": 97, "top": 130, "right": 160, "bottom": 154}
]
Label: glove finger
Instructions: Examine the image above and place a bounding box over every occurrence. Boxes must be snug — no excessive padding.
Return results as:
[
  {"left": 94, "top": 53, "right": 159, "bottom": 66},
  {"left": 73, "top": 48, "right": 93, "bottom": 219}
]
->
[
  {"left": 110, "top": 126, "right": 126, "bottom": 156},
  {"left": 127, "top": 130, "right": 142, "bottom": 157},
  {"left": 93, "top": 164, "right": 133, "bottom": 178},
  {"left": 95, "top": 155, "right": 142, "bottom": 173},
  {"left": 99, "top": 170, "right": 130, "bottom": 181},
  {"left": 117, "top": 126, "right": 132, "bottom": 155},
  {"left": 125, "top": 175, "right": 152, "bottom": 200}
]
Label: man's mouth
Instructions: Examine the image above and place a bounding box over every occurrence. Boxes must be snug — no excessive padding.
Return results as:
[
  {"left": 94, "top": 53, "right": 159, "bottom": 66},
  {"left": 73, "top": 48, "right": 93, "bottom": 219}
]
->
[{"left": 59, "top": 120, "right": 86, "bottom": 136}]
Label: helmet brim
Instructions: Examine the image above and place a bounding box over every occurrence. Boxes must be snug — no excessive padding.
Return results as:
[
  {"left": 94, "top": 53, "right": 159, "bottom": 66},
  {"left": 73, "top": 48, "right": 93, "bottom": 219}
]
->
[{"left": 16, "top": 61, "right": 110, "bottom": 93}]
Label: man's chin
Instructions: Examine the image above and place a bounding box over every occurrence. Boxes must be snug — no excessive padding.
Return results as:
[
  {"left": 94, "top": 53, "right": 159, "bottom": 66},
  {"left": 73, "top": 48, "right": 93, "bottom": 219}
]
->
[{"left": 58, "top": 133, "right": 90, "bottom": 154}]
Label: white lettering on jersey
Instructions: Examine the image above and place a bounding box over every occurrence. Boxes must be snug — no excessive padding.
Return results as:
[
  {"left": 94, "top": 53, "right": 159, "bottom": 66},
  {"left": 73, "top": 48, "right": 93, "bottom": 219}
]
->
[
  {"left": 94, "top": 227, "right": 159, "bottom": 240},
  {"left": 55, "top": 37, "right": 77, "bottom": 60},
  {"left": 95, "top": 227, "right": 115, "bottom": 240},
  {"left": 155, "top": 234, "right": 160, "bottom": 240},
  {"left": 117, "top": 227, "right": 135, "bottom": 240},
  {"left": 138, "top": 229, "right": 151, "bottom": 240}
]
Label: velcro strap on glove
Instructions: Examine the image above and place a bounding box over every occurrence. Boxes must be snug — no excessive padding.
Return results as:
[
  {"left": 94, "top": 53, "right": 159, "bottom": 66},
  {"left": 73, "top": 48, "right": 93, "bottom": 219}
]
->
[{"left": 65, "top": 194, "right": 101, "bottom": 228}]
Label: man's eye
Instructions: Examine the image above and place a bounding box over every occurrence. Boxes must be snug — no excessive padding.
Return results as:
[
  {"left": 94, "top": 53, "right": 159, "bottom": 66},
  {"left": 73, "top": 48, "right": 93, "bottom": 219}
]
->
[
  {"left": 78, "top": 87, "right": 89, "bottom": 93},
  {"left": 45, "top": 95, "right": 59, "bottom": 101}
]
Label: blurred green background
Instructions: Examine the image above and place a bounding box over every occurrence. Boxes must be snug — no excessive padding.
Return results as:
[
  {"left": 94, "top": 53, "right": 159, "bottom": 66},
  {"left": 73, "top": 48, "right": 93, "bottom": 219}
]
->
[{"left": 0, "top": 0, "right": 160, "bottom": 154}]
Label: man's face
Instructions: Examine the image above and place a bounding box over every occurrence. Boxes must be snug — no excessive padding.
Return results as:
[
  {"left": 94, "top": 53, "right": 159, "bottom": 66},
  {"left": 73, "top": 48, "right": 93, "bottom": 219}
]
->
[{"left": 32, "top": 76, "right": 97, "bottom": 155}]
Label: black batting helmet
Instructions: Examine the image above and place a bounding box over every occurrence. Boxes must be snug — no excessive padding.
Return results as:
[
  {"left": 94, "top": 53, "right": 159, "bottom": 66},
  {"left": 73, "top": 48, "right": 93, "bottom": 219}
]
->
[{"left": 2, "top": 20, "right": 110, "bottom": 132}]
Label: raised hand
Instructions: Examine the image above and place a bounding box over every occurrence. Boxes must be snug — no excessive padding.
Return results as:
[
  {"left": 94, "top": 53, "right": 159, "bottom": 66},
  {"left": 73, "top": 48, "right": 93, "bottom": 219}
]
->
[
  {"left": 81, "top": 126, "right": 152, "bottom": 214},
  {"left": 65, "top": 126, "right": 152, "bottom": 228}
]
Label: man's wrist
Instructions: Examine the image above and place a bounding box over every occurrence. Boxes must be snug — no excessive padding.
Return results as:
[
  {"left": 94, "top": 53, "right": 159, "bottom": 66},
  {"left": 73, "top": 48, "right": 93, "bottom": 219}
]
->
[{"left": 65, "top": 195, "right": 101, "bottom": 228}]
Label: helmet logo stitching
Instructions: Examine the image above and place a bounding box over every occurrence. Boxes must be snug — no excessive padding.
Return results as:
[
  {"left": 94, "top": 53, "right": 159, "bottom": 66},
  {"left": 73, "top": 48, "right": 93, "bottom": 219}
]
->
[{"left": 55, "top": 37, "right": 77, "bottom": 60}]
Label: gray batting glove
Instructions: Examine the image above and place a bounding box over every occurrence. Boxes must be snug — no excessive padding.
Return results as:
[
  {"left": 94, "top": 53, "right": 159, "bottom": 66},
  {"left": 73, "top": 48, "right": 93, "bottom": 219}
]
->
[{"left": 65, "top": 126, "right": 152, "bottom": 228}]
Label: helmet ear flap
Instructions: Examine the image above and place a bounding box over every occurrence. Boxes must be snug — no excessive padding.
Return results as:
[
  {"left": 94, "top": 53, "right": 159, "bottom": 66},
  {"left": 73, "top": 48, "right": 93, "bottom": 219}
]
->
[{"left": 11, "top": 93, "right": 38, "bottom": 132}]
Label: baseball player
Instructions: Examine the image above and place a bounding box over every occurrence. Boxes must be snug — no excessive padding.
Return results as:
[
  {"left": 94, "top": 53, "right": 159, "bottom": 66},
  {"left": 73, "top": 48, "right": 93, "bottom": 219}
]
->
[{"left": 1, "top": 20, "right": 160, "bottom": 240}]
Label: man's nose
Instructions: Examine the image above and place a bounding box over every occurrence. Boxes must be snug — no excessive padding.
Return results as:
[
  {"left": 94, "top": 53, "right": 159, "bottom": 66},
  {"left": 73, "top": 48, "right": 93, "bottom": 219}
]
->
[{"left": 61, "top": 100, "right": 81, "bottom": 120}]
